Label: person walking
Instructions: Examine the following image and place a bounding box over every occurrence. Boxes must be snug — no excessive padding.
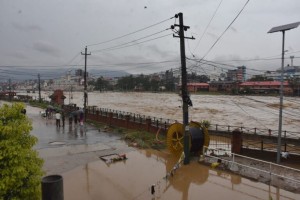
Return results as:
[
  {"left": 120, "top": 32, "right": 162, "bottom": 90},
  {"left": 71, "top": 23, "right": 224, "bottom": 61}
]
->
[
  {"left": 79, "top": 112, "right": 84, "bottom": 126},
  {"left": 68, "top": 113, "right": 73, "bottom": 127},
  {"left": 55, "top": 111, "right": 61, "bottom": 128},
  {"left": 61, "top": 111, "right": 65, "bottom": 128},
  {"left": 74, "top": 113, "right": 78, "bottom": 126}
]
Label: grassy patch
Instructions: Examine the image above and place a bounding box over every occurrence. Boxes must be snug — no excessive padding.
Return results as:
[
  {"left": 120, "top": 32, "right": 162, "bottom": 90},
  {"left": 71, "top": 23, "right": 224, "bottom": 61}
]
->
[
  {"left": 86, "top": 119, "right": 166, "bottom": 150},
  {"left": 123, "top": 130, "right": 166, "bottom": 150}
]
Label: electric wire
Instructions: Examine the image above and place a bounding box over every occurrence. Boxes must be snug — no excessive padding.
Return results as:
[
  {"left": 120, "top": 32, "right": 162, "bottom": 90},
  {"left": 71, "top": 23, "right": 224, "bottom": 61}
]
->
[
  {"left": 231, "top": 99, "right": 269, "bottom": 129},
  {"left": 87, "top": 16, "right": 174, "bottom": 47},
  {"left": 199, "top": 0, "right": 250, "bottom": 61},
  {"left": 192, "top": 0, "right": 224, "bottom": 54},
  {"left": 91, "top": 29, "right": 170, "bottom": 53},
  {"left": 91, "top": 33, "right": 172, "bottom": 53}
]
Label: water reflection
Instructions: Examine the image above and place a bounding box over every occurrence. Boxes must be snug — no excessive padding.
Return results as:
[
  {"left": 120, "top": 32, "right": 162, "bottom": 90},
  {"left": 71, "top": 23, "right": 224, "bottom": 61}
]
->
[{"left": 62, "top": 149, "right": 298, "bottom": 200}]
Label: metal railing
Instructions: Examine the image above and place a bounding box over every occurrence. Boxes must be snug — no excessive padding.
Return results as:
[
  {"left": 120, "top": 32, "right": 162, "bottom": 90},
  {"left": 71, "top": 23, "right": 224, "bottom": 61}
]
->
[
  {"left": 203, "top": 148, "right": 300, "bottom": 187},
  {"left": 209, "top": 123, "right": 300, "bottom": 140}
]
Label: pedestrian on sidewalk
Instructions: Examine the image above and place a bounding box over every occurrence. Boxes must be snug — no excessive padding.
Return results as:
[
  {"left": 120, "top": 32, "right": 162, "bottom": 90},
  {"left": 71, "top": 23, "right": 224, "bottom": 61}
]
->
[
  {"left": 68, "top": 113, "right": 73, "bottom": 126},
  {"left": 61, "top": 111, "right": 65, "bottom": 128},
  {"left": 74, "top": 113, "right": 78, "bottom": 126},
  {"left": 55, "top": 111, "right": 61, "bottom": 128},
  {"left": 79, "top": 112, "right": 84, "bottom": 126}
]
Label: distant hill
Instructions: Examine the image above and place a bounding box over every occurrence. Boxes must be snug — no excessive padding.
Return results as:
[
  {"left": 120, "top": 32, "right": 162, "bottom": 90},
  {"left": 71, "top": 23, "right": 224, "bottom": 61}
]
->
[
  {"left": 0, "top": 67, "right": 131, "bottom": 82},
  {"left": 88, "top": 69, "right": 130, "bottom": 78}
]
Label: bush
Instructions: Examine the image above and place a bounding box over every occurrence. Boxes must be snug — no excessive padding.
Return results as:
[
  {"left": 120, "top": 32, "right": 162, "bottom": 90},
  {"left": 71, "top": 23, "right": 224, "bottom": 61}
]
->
[{"left": 0, "top": 103, "right": 44, "bottom": 200}]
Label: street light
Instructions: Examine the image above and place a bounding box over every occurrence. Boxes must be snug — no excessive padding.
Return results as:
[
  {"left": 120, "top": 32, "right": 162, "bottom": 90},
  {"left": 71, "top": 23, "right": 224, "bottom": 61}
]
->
[{"left": 268, "top": 22, "right": 300, "bottom": 163}]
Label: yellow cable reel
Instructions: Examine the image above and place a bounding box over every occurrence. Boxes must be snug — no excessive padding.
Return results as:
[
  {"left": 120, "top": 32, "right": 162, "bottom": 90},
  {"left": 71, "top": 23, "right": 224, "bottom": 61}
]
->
[{"left": 166, "top": 121, "right": 210, "bottom": 156}]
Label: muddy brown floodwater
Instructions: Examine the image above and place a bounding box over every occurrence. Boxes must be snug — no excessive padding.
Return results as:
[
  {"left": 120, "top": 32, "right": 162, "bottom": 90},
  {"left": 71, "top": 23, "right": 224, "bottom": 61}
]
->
[{"left": 62, "top": 149, "right": 299, "bottom": 200}]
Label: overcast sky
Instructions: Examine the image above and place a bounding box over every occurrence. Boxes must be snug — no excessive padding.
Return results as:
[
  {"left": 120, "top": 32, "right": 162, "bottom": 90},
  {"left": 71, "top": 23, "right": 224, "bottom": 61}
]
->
[{"left": 0, "top": 0, "right": 300, "bottom": 78}]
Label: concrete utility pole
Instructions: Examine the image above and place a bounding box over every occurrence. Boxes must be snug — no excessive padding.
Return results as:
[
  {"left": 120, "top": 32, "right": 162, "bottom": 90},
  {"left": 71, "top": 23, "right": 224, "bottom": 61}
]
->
[
  {"left": 38, "top": 74, "right": 41, "bottom": 103},
  {"left": 8, "top": 78, "right": 12, "bottom": 101},
  {"left": 81, "top": 46, "right": 91, "bottom": 123},
  {"left": 173, "top": 12, "right": 195, "bottom": 165}
]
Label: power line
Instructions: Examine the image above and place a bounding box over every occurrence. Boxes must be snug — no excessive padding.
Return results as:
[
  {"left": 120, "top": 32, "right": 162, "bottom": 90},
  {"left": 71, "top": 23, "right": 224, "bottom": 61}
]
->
[
  {"left": 199, "top": 0, "right": 250, "bottom": 61},
  {"left": 192, "top": 0, "right": 224, "bottom": 54},
  {"left": 91, "top": 29, "right": 170, "bottom": 53},
  {"left": 87, "top": 16, "right": 174, "bottom": 47},
  {"left": 91, "top": 33, "right": 172, "bottom": 53}
]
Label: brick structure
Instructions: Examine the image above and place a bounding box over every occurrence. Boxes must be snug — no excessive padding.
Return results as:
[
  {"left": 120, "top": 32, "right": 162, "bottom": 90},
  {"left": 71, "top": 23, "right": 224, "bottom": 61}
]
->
[
  {"left": 231, "top": 129, "right": 243, "bottom": 154},
  {"left": 49, "top": 90, "right": 66, "bottom": 105},
  {"left": 86, "top": 108, "right": 167, "bottom": 136}
]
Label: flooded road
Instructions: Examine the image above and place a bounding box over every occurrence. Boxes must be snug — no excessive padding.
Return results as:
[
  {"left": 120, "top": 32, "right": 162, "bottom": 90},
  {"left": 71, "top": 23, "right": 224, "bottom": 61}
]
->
[
  {"left": 3, "top": 101, "right": 298, "bottom": 199},
  {"left": 63, "top": 149, "right": 299, "bottom": 200}
]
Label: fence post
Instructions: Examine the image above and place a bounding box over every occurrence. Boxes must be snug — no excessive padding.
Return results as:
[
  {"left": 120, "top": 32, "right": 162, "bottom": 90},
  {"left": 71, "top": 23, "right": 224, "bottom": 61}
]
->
[
  {"left": 109, "top": 112, "right": 113, "bottom": 126},
  {"left": 284, "top": 142, "right": 287, "bottom": 152},
  {"left": 261, "top": 140, "right": 264, "bottom": 151},
  {"left": 231, "top": 129, "right": 242, "bottom": 154},
  {"left": 125, "top": 115, "right": 130, "bottom": 129},
  {"left": 146, "top": 117, "right": 151, "bottom": 132}
]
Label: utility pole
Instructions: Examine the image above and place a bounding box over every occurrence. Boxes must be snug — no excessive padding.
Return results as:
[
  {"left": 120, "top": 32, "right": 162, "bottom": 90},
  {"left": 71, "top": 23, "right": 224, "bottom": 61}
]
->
[
  {"left": 81, "top": 46, "right": 91, "bottom": 123},
  {"left": 8, "top": 78, "right": 12, "bottom": 101},
  {"left": 38, "top": 74, "right": 41, "bottom": 103},
  {"left": 172, "top": 12, "right": 195, "bottom": 165},
  {"left": 268, "top": 21, "right": 300, "bottom": 163}
]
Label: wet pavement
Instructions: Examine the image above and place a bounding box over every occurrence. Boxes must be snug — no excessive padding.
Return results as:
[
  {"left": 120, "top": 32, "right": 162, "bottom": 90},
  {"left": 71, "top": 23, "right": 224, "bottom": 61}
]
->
[
  {"left": 63, "top": 150, "right": 299, "bottom": 200},
  {"left": 26, "top": 104, "right": 300, "bottom": 200}
]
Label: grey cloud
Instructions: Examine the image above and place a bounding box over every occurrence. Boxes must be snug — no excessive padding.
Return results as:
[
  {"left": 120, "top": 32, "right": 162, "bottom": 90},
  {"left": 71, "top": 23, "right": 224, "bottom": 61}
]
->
[
  {"left": 12, "top": 22, "right": 43, "bottom": 32},
  {"left": 33, "top": 41, "right": 60, "bottom": 57},
  {"left": 9, "top": 51, "right": 28, "bottom": 60}
]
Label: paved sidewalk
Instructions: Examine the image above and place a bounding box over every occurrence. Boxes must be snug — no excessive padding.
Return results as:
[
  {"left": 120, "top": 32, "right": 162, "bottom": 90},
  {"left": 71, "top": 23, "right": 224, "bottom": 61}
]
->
[{"left": 27, "top": 105, "right": 133, "bottom": 175}]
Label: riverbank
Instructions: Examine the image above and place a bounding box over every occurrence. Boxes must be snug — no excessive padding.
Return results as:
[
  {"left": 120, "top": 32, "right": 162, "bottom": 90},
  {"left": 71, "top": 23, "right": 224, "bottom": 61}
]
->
[{"left": 16, "top": 91, "right": 300, "bottom": 133}]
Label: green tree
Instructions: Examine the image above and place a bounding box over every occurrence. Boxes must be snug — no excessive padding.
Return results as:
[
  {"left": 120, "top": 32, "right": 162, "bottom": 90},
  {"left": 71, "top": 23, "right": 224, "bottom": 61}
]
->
[
  {"left": 0, "top": 103, "right": 44, "bottom": 200},
  {"left": 117, "top": 75, "right": 135, "bottom": 91},
  {"left": 95, "top": 77, "right": 110, "bottom": 91},
  {"left": 288, "top": 76, "right": 300, "bottom": 96},
  {"left": 249, "top": 75, "right": 273, "bottom": 81}
]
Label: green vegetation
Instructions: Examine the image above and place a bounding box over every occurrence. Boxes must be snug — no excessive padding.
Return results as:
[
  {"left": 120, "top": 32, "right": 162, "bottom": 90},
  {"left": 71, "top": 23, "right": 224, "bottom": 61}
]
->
[
  {"left": 200, "top": 120, "right": 211, "bottom": 128},
  {"left": 123, "top": 130, "right": 166, "bottom": 150},
  {"left": 0, "top": 103, "right": 44, "bottom": 200},
  {"left": 87, "top": 119, "right": 166, "bottom": 150},
  {"left": 248, "top": 75, "right": 274, "bottom": 81},
  {"left": 28, "top": 100, "right": 50, "bottom": 109}
]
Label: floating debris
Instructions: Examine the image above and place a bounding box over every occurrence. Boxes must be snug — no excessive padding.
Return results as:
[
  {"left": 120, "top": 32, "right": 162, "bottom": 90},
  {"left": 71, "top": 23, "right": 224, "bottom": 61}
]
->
[{"left": 99, "top": 153, "right": 127, "bottom": 164}]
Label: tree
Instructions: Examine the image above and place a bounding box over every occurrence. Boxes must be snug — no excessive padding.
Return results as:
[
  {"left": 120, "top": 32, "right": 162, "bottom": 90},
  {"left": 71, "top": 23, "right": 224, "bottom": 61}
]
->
[
  {"left": 0, "top": 103, "right": 44, "bottom": 200},
  {"left": 288, "top": 76, "right": 300, "bottom": 96},
  {"left": 248, "top": 75, "right": 273, "bottom": 81},
  {"left": 95, "top": 77, "right": 110, "bottom": 91}
]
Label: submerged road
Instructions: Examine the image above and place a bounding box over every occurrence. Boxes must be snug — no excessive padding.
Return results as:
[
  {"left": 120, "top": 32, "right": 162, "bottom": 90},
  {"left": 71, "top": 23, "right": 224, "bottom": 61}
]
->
[
  {"left": 25, "top": 104, "right": 300, "bottom": 200},
  {"left": 26, "top": 105, "right": 133, "bottom": 175}
]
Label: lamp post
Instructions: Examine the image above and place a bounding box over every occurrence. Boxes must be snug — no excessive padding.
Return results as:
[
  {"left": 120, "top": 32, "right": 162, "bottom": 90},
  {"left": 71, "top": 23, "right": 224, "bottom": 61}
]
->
[{"left": 268, "top": 22, "right": 300, "bottom": 163}]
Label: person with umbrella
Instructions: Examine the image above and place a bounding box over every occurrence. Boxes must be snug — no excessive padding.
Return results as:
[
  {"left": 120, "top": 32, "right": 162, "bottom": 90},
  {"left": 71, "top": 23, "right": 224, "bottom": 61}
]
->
[{"left": 55, "top": 111, "right": 61, "bottom": 128}]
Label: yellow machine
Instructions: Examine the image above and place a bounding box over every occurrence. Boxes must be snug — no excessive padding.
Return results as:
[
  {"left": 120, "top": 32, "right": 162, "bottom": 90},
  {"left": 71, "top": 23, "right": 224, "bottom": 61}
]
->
[{"left": 166, "top": 121, "right": 210, "bottom": 156}]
